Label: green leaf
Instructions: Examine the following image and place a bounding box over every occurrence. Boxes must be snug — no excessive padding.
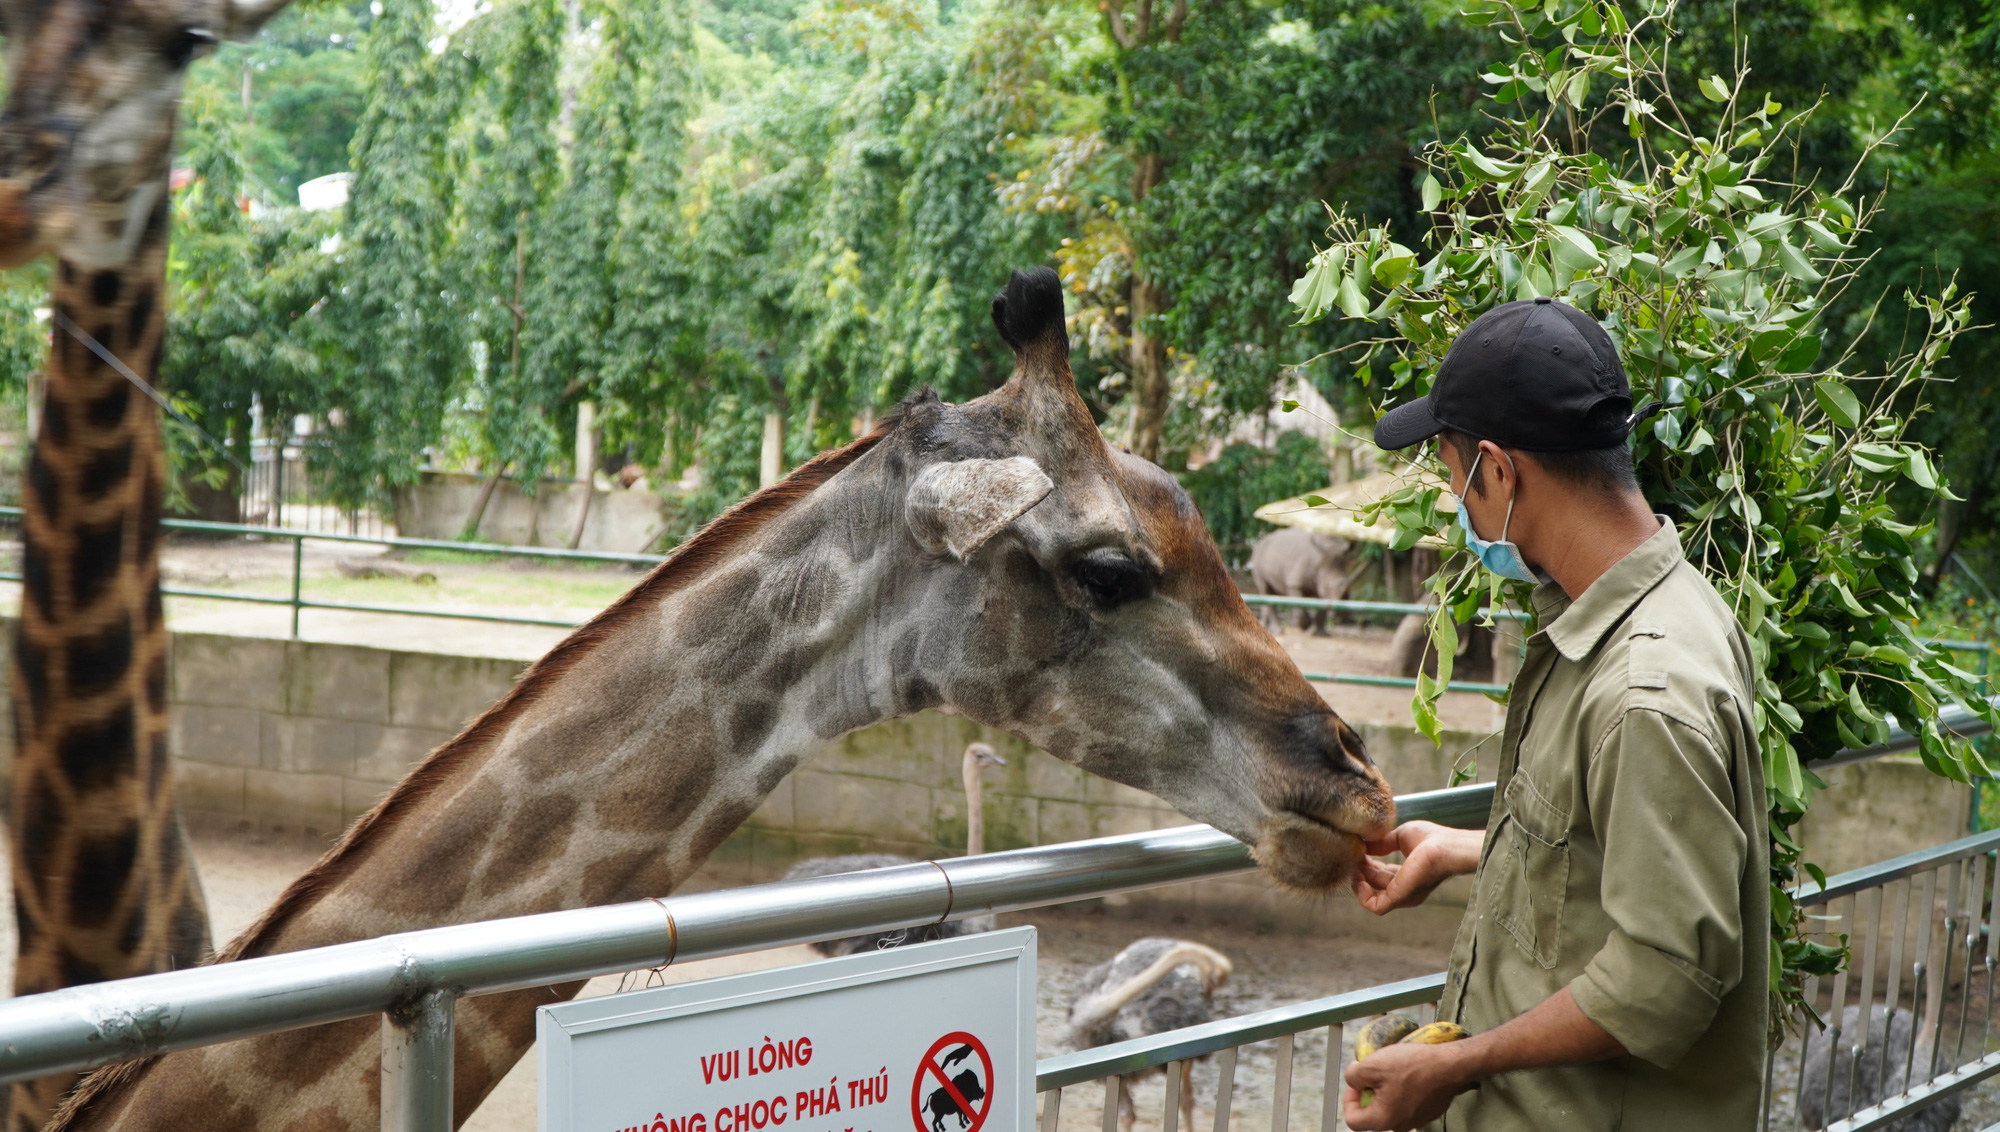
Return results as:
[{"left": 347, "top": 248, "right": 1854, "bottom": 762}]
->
[
  {"left": 1552, "top": 225, "right": 1604, "bottom": 267},
  {"left": 1813, "top": 379, "right": 1860, "bottom": 428},
  {"left": 1779, "top": 334, "right": 1822, "bottom": 374},
  {"left": 1373, "top": 242, "right": 1418, "bottom": 288},
  {"left": 1905, "top": 450, "right": 1939, "bottom": 490},
  {"left": 1301, "top": 494, "right": 1331, "bottom": 507},
  {"left": 1420, "top": 173, "right": 1443, "bottom": 212},
  {"left": 1699, "top": 74, "right": 1730, "bottom": 102},
  {"left": 1662, "top": 245, "right": 1703, "bottom": 278},
  {"left": 1775, "top": 239, "right": 1822, "bottom": 282},
  {"left": 1457, "top": 147, "right": 1523, "bottom": 183},
  {"left": 1337, "top": 271, "right": 1372, "bottom": 319},
  {"left": 1802, "top": 220, "right": 1846, "bottom": 253}
]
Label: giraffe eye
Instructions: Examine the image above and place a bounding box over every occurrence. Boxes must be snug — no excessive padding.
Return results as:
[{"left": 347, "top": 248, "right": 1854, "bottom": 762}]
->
[
  {"left": 1070, "top": 549, "right": 1154, "bottom": 609},
  {"left": 164, "top": 26, "right": 218, "bottom": 67}
]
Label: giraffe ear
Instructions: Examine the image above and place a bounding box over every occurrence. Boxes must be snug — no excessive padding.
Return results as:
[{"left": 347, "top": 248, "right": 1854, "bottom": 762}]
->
[{"left": 907, "top": 457, "right": 1054, "bottom": 560}]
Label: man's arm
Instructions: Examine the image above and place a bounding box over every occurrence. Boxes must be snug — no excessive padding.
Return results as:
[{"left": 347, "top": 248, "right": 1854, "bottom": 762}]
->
[{"left": 1342, "top": 987, "right": 1626, "bottom": 1131}]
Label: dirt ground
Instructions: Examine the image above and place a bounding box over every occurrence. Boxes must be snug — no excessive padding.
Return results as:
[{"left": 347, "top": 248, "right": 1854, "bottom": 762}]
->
[{"left": 0, "top": 825, "right": 1449, "bottom": 1132}]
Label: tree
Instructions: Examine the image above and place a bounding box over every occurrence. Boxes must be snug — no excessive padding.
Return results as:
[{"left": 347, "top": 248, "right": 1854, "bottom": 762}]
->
[
  {"left": 1293, "top": 0, "right": 1993, "bottom": 1022},
  {"left": 319, "top": 0, "right": 468, "bottom": 509}
]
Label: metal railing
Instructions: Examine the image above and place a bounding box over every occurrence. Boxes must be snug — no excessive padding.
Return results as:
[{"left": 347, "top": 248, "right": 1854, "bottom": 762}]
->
[
  {"left": 0, "top": 506, "right": 659, "bottom": 638},
  {"left": 1032, "top": 700, "right": 1996, "bottom": 1132},
  {"left": 0, "top": 509, "right": 1512, "bottom": 695},
  {"left": 1031, "top": 826, "right": 2000, "bottom": 1132},
  {"left": 1767, "top": 827, "right": 2000, "bottom": 1131},
  {"left": 0, "top": 785, "right": 1494, "bottom": 1129},
  {"left": 0, "top": 701, "right": 1981, "bottom": 1130}
]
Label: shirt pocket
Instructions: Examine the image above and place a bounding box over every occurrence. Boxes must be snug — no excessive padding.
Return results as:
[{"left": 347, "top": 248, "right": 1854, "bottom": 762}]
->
[{"left": 1490, "top": 772, "right": 1571, "bottom": 970}]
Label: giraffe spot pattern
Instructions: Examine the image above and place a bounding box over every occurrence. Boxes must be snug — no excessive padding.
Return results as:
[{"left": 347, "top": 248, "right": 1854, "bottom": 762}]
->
[
  {"left": 726, "top": 698, "right": 776, "bottom": 753},
  {"left": 90, "top": 269, "right": 120, "bottom": 307},
  {"left": 376, "top": 777, "right": 504, "bottom": 916},
  {"left": 26, "top": 448, "right": 56, "bottom": 517},
  {"left": 127, "top": 283, "right": 155, "bottom": 344},
  {"left": 689, "top": 797, "right": 758, "bottom": 863},
  {"left": 70, "top": 515, "right": 126, "bottom": 610},
  {"left": 18, "top": 772, "right": 61, "bottom": 890},
  {"left": 148, "top": 730, "right": 169, "bottom": 794},
  {"left": 577, "top": 847, "right": 669, "bottom": 908},
  {"left": 16, "top": 631, "right": 49, "bottom": 721},
  {"left": 116, "top": 892, "right": 147, "bottom": 955},
  {"left": 590, "top": 713, "right": 714, "bottom": 832},
  {"left": 65, "top": 616, "right": 133, "bottom": 700},
  {"left": 38, "top": 393, "right": 68, "bottom": 444},
  {"left": 56, "top": 703, "right": 137, "bottom": 794},
  {"left": 144, "top": 650, "right": 167, "bottom": 714},
  {"left": 169, "top": 886, "right": 208, "bottom": 963},
  {"left": 478, "top": 794, "right": 578, "bottom": 897},
  {"left": 57, "top": 947, "right": 105, "bottom": 987},
  {"left": 69, "top": 823, "right": 140, "bottom": 929},
  {"left": 19, "top": 539, "right": 51, "bottom": 623},
  {"left": 86, "top": 380, "right": 130, "bottom": 430}
]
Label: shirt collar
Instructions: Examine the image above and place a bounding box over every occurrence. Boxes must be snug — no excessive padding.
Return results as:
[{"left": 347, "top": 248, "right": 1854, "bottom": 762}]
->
[{"left": 1539, "top": 518, "right": 1683, "bottom": 663}]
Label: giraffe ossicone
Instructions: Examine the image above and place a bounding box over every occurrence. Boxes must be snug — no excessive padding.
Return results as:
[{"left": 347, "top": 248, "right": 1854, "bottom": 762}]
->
[{"left": 37, "top": 266, "right": 1393, "bottom": 1131}]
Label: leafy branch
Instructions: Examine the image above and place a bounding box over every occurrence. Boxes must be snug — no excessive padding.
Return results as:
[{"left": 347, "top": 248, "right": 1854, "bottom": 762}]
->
[{"left": 1290, "top": 0, "right": 1993, "bottom": 1031}]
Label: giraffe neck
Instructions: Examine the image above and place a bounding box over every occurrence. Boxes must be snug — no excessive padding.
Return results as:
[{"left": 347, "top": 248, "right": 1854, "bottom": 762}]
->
[
  {"left": 10, "top": 195, "right": 213, "bottom": 1131},
  {"left": 56, "top": 435, "right": 914, "bottom": 1131}
]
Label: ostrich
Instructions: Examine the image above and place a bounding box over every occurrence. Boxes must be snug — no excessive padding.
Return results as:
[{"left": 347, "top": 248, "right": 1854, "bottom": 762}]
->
[
  {"left": 1068, "top": 938, "right": 1234, "bottom": 1132},
  {"left": 1799, "top": 1003, "right": 1960, "bottom": 1131},
  {"left": 786, "top": 741, "right": 1007, "bottom": 956}
]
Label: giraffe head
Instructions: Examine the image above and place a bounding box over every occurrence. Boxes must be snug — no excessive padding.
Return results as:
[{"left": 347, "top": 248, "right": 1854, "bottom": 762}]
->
[
  {"left": 0, "top": 0, "right": 287, "bottom": 267},
  {"left": 882, "top": 267, "right": 1394, "bottom": 891}
]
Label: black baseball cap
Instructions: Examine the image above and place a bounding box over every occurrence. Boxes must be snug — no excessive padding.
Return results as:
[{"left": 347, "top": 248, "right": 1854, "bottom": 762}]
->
[{"left": 1374, "top": 297, "right": 1649, "bottom": 452}]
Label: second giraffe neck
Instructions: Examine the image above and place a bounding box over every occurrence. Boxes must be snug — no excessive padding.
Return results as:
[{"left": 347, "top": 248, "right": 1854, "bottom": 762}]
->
[{"left": 10, "top": 231, "right": 214, "bottom": 1127}]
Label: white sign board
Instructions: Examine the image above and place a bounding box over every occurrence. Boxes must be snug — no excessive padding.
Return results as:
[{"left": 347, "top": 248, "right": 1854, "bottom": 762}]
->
[{"left": 538, "top": 927, "right": 1037, "bottom": 1132}]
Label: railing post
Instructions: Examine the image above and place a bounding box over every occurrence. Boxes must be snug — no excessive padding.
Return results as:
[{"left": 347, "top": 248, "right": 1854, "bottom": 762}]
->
[
  {"left": 290, "top": 534, "right": 303, "bottom": 640},
  {"left": 382, "top": 988, "right": 454, "bottom": 1132}
]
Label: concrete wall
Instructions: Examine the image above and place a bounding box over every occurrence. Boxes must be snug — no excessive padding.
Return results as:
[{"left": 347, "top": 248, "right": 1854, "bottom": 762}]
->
[
  {"left": 393, "top": 472, "right": 673, "bottom": 554},
  {"left": 0, "top": 621, "right": 1974, "bottom": 938}
]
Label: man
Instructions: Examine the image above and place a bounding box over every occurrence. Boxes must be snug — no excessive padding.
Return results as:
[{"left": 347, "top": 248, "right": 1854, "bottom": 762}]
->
[{"left": 1343, "top": 297, "right": 1768, "bottom": 1131}]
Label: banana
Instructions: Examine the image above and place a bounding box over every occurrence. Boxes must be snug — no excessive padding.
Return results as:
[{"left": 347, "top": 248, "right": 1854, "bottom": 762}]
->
[
  {"left": 1352, "top": 1016, "right": 1469, "bottom": 1108},
  {"left": 1401, "top": 1021, "right": 1469, "bottom": 1045},
  {"left": 1353, "top": 1015, "right": 1419, "bottom": 1061}
]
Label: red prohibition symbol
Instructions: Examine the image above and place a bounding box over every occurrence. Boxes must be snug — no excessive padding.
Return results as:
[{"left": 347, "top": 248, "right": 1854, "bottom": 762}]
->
[{"left": 911, "top": 1032, "right": 994, "bottom": 1132}]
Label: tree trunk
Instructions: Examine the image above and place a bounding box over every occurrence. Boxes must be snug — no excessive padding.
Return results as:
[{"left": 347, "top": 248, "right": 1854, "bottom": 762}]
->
[
  {"left": 461, "top": 462, "right": 509, "bottom": 541},
  {"left": 759, "top": 375, "right": 788, "bottom": 489},
  {"left": 568, "top": 402, "right": 598, "bottom": 550},
  {"left": 1129, "top": 278, "right": 1169, "bottom": 463},
  {"left": 1127, "top": 152, "right": 1169, "bottom": 465}
]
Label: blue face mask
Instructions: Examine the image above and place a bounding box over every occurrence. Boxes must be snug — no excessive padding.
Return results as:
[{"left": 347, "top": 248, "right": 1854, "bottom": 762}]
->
[{"left": 1453, "top": 449, "right": 1548, "bottom": 584}]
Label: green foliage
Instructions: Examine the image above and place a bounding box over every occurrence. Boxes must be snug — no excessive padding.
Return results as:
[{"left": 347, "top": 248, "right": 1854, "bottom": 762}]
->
[
  {"left": 1178, "top": 431, "right": 1332, "bottom": 562},
  {"left": 1293, "top": 0, "right": 1995, "bottom": 1026}
]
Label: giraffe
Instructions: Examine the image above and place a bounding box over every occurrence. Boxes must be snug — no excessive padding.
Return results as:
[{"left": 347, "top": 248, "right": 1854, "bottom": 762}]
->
[
  {"left": 0, "top": 0, "right": 288, "bottom": 1125},
  {"left": 39, "top": 267, "right": 1395, "bottom": 1131}
]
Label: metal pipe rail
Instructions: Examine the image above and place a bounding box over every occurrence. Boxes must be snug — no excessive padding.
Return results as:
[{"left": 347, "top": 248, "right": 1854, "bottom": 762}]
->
[
  {"left": 1033, "top": 826, "right": 2000, "bottom": 1132},
  {"left": 0, "top": 702, "right": 1970, "bottom": 1126},
  {"left": 0, "top": 786, "right": 1492, "bottom": 1096}
]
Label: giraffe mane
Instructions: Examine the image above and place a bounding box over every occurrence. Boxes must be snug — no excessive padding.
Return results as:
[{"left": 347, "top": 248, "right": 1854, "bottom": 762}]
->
[{"left": 49, "top": 399, "right": 921, "bottom": 1129}]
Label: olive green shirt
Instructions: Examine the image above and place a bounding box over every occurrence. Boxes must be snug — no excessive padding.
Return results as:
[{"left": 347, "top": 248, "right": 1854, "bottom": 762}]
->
[{"left": 1437, "top": 520, "right": 1769, "bottom": 1130}]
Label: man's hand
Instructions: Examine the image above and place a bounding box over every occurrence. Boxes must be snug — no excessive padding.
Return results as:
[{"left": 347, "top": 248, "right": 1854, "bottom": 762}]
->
[
  {"left": 1350, "top": 821, "right": 1483, "bottom": 915},
  {"left": 1342, "top": 1040, "right": 1472, "bottom": 1131},
  {"left": 1344, "top": 989, "right": 1627, "bottom": 1130}
]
